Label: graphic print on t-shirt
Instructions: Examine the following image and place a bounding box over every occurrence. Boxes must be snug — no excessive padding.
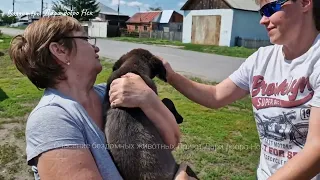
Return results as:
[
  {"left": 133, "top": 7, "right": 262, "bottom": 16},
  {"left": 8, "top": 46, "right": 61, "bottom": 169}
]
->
[
  {"left": 254, "top": 111, "right": 309, "bottom": 149},
  {"left": 251, "top": 75, "right": 314, "bottom": 110},
  {"left": 250, "top": 75, "right": 313, "bottom": 167}
]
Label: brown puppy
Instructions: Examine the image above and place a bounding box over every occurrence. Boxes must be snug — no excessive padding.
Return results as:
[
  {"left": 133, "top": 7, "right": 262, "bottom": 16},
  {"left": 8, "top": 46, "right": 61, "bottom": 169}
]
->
[{"left": 103, "top": 48, "right": 199, "bottom": 180}]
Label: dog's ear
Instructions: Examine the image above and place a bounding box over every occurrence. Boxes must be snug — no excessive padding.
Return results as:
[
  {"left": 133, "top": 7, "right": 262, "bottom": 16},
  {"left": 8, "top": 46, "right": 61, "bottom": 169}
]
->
[
  {"left": 112, "top": 61, "right": 121, "bottom": 71},
  {"left": 151, "top": 56, "right": 167, "bottom": 82},
  {"left": 112, "top": 53, "right": 129, "bottom": 71},
  {"left": 162, "top": 98, "right": 183, "bottom": 124}
]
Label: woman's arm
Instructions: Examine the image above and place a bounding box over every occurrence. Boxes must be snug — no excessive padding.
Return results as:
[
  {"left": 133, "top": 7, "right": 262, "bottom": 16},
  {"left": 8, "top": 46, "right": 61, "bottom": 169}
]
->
[
  {"left": 38, "top": 148, "right": 103, "bottom": 180},
  {"left": 140, "top": 91, "right": 181, "bottom": 149},
  {"left": 26, "top": 105, "right": 104, "bottom": 180}
]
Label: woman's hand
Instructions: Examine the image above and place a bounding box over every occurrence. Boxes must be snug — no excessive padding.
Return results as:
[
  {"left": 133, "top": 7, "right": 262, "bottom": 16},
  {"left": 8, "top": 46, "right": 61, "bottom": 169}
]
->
[
  {"left": 109, "top": 72, "right": 181, "bottom": 148},
  {"left": 109, "top": 73, "right": 155, "bottom": 109}
]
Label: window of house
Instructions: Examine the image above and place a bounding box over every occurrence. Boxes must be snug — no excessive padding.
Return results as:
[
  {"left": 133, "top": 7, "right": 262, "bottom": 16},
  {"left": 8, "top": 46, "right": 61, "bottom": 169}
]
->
[
  {"left": 144, "top": 26, "right": 147, "bottom": 31},
  {"left": 135, "top": 25, "right": 138, "bottom": 30}
]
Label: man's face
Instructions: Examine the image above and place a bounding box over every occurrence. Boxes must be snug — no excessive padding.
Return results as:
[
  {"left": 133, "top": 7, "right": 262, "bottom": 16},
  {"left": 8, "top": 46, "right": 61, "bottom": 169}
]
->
[{"left": 258, "top": 0, "right": 304, "bottom": 45}]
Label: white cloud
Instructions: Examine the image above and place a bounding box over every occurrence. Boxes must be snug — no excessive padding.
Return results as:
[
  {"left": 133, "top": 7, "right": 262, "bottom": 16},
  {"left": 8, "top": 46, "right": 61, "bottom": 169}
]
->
[{"left": 127, "top": 1, "right": 143, "bottom": 7}]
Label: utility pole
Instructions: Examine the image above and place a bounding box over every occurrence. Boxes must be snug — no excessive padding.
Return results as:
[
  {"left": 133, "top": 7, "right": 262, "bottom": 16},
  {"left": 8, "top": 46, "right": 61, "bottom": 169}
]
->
[
  {"left": 12, "top": 0, "right": 15, "bottom": 13},
  {"left": 41, "top": 0, "right": 43, "bottom": 17},
  {"left": 137, "top": 6, "right": 141, "bottom": 37},
  {"left": 70, "top": 0, "right": 73, "bottom": 17},
  {"left": 117, "top": 0, "right": 120, "bottom": 27},
  {"left": 137, "top": 6, "right": 141, "bottom": 22}
]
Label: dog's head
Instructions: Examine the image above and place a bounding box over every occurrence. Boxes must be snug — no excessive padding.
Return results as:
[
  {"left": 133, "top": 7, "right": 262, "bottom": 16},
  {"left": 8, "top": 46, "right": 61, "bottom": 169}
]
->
[{"left": 112, "top": 48, "right": 167, "bottom": 82}]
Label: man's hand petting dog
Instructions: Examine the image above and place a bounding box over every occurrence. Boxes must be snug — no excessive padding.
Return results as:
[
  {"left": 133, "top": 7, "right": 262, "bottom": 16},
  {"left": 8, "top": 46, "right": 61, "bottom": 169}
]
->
[
  {"left": 156, "top": 56, "right": 176, "bottom": 83},
  {"left": 109, "top": 72, "right": 156, "bottom": 109}
]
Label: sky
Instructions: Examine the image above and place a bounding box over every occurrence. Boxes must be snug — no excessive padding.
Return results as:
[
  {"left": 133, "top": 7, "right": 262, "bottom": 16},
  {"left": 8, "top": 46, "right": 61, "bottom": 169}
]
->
[{"left": 0, "top": 0, "right": 188, "bottom": 17}]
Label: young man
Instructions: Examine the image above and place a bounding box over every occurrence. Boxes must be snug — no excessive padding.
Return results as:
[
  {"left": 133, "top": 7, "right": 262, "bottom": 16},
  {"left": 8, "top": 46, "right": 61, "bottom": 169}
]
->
[{"left": 145, "top": 0, "right": 320, "bottom": 179}]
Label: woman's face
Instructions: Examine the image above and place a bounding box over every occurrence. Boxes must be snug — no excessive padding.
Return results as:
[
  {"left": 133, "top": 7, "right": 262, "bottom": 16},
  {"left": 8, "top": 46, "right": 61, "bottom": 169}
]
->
[
  {"left": 67, "top": 31, "right": 102, "bottom": 80},
  {"left": 259, "top": 0, "right": 303, "bottom": 45}
]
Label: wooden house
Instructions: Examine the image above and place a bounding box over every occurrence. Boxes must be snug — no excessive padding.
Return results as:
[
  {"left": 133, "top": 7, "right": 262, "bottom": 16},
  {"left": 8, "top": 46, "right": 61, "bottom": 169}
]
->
[
  {"left": 126, "top": 10, "right": 183, "bottom": 32},
  {"left": 180, "top": 0, "right": 270, "bottom": 47},
  {"left": 95, "top": 2, "right": 130, "bottom": 28}
]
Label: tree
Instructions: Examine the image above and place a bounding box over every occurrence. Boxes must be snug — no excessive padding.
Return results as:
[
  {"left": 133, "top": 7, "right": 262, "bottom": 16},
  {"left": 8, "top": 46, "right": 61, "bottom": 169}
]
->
[
  {"left": 1, "top": 14, "right": 16, "bottom": 25},
  {"left": 148, "top": 7, "right": 162, "bottom": 11},
  {"left": 0, "top": 10, "right": 2, "bottom": 26},
  {"left": 52, "top": 0, "right": 100, "bottom": 21}
]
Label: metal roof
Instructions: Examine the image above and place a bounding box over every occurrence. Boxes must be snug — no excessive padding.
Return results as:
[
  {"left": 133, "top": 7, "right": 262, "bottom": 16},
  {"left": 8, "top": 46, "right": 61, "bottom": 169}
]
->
[
  {"left": 98, "top": 2, "right": 128, "bottom": 16},
  {"left": 224, "top": 0, "right": 260, "bottom": 11},
  {"left": 181, "top": 0, "right": 260, "bottom": 11},
  {"left": 126, "top": 11, "right": 162, "bottom": 23},
  {"left": 159, "top": 10, "right": 174, "bottom": 23}
]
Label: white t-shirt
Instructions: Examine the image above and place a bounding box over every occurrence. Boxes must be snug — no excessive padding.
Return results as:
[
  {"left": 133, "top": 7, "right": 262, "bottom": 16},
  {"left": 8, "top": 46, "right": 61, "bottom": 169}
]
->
[{"left": 229, "top": 34, "right": 320, "bottom": 180}]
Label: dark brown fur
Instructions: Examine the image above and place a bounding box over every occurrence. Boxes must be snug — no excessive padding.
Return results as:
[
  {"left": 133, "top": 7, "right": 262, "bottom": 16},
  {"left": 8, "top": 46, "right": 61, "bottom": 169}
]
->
[{"left": 103, "top": 48, "right": 199, "bottom": 180}]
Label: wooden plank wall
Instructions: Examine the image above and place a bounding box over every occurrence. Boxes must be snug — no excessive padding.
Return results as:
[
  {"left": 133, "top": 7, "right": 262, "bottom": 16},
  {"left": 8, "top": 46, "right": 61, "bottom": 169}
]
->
[
  {"left": 191, "top": 15, "right": 221, "bottom": 45},
  {"left": 184, "top": 0, "right": 230, "bottom": 10}
]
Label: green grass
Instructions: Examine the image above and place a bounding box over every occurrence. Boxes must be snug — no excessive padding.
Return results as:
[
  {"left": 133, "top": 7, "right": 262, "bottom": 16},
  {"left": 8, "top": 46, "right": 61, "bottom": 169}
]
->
[
  {"left": 0, "top": 35, "right": 260, "bottom": 179},
  {"left": 0, "top": 26, "right": 27, "bottom": 30},
  {"left": 109, "top": 37, "right": 257, "bottom": 58},
  {"left": 0, "top": 34, "right": 12, "bottom": 50}
]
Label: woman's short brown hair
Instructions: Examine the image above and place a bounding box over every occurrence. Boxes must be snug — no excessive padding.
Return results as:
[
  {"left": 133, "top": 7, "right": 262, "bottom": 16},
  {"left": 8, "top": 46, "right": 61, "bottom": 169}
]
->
[
  {"left": 255, "top": 0, "right": 320, "bottom": 31},
  {"left": 9, "top": 16, "right": 84, "bottom": 89}
]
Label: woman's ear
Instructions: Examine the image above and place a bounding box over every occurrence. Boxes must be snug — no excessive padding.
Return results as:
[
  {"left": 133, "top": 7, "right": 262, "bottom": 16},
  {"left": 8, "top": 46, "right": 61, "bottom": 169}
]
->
[
  {"left": 49, "top": 42, "right": 70, "bottom": 65},
  {"left": 301, "top": 0, "right": 313, "bottom": 13}
]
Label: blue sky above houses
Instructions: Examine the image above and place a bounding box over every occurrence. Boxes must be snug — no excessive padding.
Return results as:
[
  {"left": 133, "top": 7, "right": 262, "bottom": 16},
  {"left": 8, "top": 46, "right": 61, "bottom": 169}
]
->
[{"left": 0, "top": 0, "right": 187, "bottom": 17}]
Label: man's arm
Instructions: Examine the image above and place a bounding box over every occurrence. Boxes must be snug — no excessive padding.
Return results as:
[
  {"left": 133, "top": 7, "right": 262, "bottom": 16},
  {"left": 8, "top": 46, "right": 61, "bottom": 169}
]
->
[
  {"left": 268, "top": 106, "right": 320, "bottom": 180},
  {"left": 167, "top": 72, "right": 250, "bottom": 109},
  {"left": 38, "top": 148, "right": 103, "bottom": 180},
  {"left": 142, "top": 74, "right": 248, "bottom": 149}
]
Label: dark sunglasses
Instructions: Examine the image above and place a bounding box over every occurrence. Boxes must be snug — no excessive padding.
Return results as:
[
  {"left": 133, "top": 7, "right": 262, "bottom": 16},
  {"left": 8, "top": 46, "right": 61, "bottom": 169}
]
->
[{"left": 259, "top": 0, "right": 289, "bottom": 17}]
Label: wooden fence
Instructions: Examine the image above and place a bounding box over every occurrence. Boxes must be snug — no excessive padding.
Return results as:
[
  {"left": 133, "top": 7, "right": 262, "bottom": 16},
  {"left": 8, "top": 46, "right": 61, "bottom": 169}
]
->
[
  {"left": 235, "top": 36, "right": 272, "bottom": 49},
  {"left": 120, "top": 31, "right": 271, "bottom": 49},
  {"left": 121, "top": 30, "right": 183, "bottom": 42}
]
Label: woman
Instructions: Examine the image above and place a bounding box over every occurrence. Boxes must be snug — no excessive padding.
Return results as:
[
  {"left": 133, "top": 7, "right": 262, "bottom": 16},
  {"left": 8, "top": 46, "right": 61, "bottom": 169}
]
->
[
  {"left": 9, "top": 16, "right": 185, "bottom": 180},
  {"left": 127, "top": 0, "right": 320, "bottom": 179}
]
